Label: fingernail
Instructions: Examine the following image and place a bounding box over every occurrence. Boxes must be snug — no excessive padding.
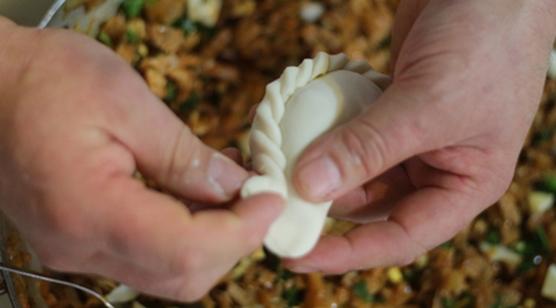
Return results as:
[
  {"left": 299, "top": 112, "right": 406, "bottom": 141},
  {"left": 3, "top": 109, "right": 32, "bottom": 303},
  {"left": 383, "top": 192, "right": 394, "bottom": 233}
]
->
[
  {"left": 296, "top": 156, "right": 341, "bottom": 200},
  {"left": 208, "top": 153, "right": 248, "bottom": 199}
]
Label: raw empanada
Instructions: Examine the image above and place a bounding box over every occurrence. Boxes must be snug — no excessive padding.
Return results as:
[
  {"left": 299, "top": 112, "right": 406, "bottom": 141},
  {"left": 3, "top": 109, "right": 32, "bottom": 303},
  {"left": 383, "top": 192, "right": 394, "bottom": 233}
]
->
[{"left": 241, "top": 52, "right": 387, "bottom": 258}]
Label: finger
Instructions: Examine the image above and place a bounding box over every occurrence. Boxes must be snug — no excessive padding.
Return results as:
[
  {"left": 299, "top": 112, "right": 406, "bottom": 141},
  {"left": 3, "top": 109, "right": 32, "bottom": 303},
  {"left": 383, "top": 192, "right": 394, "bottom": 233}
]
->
[
  {"left": 285, "top": 185, "right": 482, "bottom": 274},
  {"left": 330, "top": 165, "right": 414, "bottom": 223},
  {"left": 179, "top": 147, "right": 244, "bottom": 211},
  {"left": 293, "top": 82, "right": 448, "bottom": 202},
  {"left": 107, "top": 69, "right": 247, "bottom": 203},
  {"left": 390, "top": 0, "right": 430, "bottom": 70},
  {"left": 99, "top": 175, "right": 283, "bottom": 300}
]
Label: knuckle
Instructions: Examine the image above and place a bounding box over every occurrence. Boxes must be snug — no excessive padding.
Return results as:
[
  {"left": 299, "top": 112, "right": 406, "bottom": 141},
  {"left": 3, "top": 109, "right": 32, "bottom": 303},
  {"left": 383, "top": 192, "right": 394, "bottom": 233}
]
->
[{"left": 163, "top": 126, "right": 198, "bottom": 185}]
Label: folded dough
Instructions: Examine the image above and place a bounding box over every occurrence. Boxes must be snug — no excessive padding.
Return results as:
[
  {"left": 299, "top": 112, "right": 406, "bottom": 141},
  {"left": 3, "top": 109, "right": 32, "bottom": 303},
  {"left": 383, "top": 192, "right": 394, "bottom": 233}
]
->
[{"left": 241, "top": 52, "right": 386, "bottom": 258}]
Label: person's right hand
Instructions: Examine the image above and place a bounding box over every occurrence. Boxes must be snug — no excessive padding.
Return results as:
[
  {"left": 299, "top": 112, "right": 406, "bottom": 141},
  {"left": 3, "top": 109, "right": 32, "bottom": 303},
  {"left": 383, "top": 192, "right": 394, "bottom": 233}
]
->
[
  {"left": 0, "top": 18, "right": 282, "bottom": 302},
  {"left": 285, "top": 0, "right": 556, "bottom": 274}
]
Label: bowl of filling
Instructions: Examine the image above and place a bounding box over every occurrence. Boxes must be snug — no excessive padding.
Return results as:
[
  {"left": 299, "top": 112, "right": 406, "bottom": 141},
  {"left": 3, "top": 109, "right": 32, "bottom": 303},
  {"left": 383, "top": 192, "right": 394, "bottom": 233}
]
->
[{"left": 2, "top": 0, "right": 556, "bottom": 307}]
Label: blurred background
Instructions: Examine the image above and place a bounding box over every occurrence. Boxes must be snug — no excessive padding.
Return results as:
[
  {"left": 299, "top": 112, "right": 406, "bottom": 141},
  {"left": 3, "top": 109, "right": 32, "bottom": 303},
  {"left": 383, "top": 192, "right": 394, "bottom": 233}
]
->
[{"left": 2, "top": 0, "right": 556, "bottom": 307}]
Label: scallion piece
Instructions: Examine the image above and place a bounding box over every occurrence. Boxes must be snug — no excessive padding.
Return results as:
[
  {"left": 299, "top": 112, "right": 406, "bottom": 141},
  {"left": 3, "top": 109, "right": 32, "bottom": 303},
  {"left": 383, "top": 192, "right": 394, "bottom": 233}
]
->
[
  {"left": 164, "top": 80, "right": 178, "bottom": 103},
  {"left": 98, "top": 31, "right": 113, "bottom": 46},
  {"left": 126, "top": 29, "right": 141, "bottom": 44},
  {"left": 352, "top": 281, "right": 376, "bottom": 303},
  {"left": 281, "top": 287, "right": 304, "bottom": 306},
  {"left": 485, "top": 229, "right": 501, "bottom": 245},
  {"left": 122, "top": 0, "right": 145, "bottom": 18},
  {"left": 539, "top": 175, "right": 556, "bottom": 193},
  {"left": 179, "top": 92, "right": 200, "bottom": 114}
]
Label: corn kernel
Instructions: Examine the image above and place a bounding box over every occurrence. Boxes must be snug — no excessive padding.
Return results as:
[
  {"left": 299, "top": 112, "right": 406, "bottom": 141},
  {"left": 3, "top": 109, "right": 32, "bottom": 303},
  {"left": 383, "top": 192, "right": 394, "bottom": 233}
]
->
[
  {"left": 138, "top": 44, "right": 149, "bottom": 57},
  {"left": 415, "top": 255, "right": 429, "bottom": 268},
  {"left": 387, "top": 267, "right": 403, "bottom": 284}
]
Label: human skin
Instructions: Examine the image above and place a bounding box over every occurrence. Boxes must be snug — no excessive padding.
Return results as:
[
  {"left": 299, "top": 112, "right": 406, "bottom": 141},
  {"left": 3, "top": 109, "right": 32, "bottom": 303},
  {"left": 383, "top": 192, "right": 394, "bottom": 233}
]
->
[
  {"left": 0, "top": 17, "right": 282, "bottom": 301},
  {"left": 287, "top": 0, "right": 556, "bottom": 273}
]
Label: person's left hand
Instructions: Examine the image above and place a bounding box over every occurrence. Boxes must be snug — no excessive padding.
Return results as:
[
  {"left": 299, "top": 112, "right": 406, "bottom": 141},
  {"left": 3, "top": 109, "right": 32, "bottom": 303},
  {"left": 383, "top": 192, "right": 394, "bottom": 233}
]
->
[{"left": 0, "top": 18, "right": 282, "bottom": 301}]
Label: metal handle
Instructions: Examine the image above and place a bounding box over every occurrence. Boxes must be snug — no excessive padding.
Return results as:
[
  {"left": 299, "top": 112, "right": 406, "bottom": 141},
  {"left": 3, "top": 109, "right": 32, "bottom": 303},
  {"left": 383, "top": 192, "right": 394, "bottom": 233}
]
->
[
  {"left": 0, "top": 263, "right": 114, "bottom": 308},
  {"left": 38, "top": 0, "right": 67, "bottom": 28}
]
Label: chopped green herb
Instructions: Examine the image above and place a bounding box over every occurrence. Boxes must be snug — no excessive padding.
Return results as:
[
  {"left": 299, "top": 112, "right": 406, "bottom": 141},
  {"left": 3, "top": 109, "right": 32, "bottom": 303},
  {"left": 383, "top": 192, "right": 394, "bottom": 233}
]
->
[
  {"left": 536, "top": 174, "right": 556, "bottom": 193},
  {"left": 173, "top": 17, "right": 216, "bottom": 39},
  {"left": 489, "top": 293, "right": 502, "bottom": 308},
  {"left": 441, "top": 297, "right": 456, "bottom": 308},
  {"left": 179, "top": 92, "right": 200, "bottom": 114},
  {"left": 164, "top": 80, "right": 178, "bottom": 103},
  {"left": 352, "top": 281, "right": 376, "bottom": 303},
  {"left": 535, "top": 226, "right": 550, "bottom": 253},
  {"left": 485, "top": 229, "right": 501, "bottom": 245},
  {"left": 517, "top": 228, "right": 551, "bottom": 273},
  {"left": 174, "top": 17, "right": 199, "bottom": 35},
  {"left": 518, "top": 254, "right": 542, "bottom": 273},
  {"left": 457, "top": 291, "right": 476, "bottom": 307},
  {"left": 532, "top": 129, "right": 553, "bottom": 145},
  {"left": 126, "top": 29, "right": 141, "bottom": 44},
  {"left": 276, "top": 267, "right": 294, "bottom": 281},
  {"left": 440, "top": 241, "right": 454, "bottom": 249},
  {"left": 281, "top": 287, "right": 304, "bottom": 307},
  {"left": 122, "top": 0, "right": 145, "bottom": 18},
  {"left": 98, "top": 31, "right": 112, "bottom": 47},
  {"left": 513, "top": 241, "right": 526, "bottom": 254}
]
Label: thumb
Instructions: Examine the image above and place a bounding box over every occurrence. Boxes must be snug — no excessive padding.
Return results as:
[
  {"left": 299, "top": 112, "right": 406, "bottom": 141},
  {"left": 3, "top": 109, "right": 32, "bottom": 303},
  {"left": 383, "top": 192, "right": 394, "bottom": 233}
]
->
[
  {"left": 111, "top": 75, "right": 247, "bottom": 203},
  {"left": 293, "top": 83, "right": 445, "bottom": 202}
]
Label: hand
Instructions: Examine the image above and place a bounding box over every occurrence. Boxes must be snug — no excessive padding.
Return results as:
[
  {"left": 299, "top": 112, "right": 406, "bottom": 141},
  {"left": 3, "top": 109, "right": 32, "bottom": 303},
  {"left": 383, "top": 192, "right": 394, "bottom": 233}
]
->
[
  {"left": 286, "top": 0, "right": 556, "bottom": 273},
  {"left": 0, "top": 18, "right": 282, "bottom": 301}
]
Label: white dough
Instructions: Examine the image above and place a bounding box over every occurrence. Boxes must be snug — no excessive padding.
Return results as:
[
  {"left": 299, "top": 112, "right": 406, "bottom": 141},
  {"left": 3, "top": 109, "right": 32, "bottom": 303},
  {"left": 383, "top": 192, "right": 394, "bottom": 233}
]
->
[{"left": 241, "top": 53, "right": 385, "bottom": 258}]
